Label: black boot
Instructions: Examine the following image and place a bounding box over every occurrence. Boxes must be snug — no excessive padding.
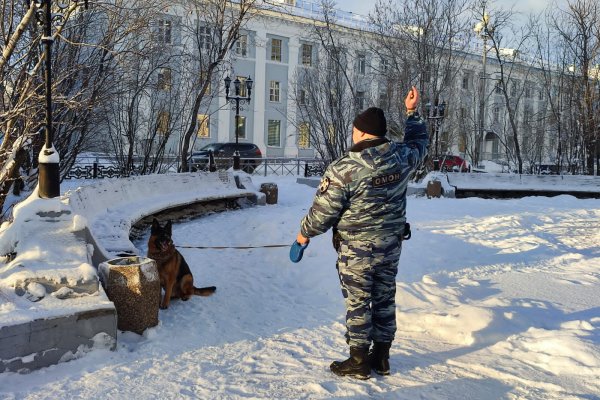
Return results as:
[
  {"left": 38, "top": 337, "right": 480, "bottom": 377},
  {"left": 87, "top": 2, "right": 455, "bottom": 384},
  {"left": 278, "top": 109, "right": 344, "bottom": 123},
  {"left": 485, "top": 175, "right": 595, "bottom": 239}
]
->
[
  {"left": 369, "top": 342, "right": 392, "bottom": 375},
  {"left": 330, "top": 346, "right": 371, "bottom": 380}
]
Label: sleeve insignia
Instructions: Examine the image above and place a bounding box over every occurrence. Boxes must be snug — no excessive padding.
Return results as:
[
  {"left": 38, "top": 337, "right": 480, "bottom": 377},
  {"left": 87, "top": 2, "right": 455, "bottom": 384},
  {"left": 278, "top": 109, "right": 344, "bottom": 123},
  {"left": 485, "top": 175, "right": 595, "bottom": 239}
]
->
[{"left": 319, "top": 176, "right": 331, "bottom": 193}]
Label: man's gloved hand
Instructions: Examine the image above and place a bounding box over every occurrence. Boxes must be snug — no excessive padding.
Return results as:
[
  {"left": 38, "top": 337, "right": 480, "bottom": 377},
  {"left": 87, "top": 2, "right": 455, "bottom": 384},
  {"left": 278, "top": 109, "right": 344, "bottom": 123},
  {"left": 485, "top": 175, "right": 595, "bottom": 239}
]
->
[
  {"left": 290, "top": 241, "right": 309, "bottom": 263},
  {"left": 405, "top": 86, "right": 419, "bottom": 114},
  {"left": 290, "top": 232, "right": 310, "bottom": 263}
]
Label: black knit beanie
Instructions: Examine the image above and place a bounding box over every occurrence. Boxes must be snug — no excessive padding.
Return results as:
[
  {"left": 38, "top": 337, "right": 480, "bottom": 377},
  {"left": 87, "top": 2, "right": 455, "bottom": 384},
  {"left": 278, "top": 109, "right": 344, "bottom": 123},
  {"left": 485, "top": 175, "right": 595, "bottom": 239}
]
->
[{"left": 353, "top": 107, "right": 387, "bottom": 136}]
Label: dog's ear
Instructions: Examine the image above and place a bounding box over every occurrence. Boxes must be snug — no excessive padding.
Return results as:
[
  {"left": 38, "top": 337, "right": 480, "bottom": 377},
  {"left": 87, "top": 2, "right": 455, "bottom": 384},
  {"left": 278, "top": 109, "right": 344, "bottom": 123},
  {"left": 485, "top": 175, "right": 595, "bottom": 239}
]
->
[
  {"left": 151, "top": 218, "right": 160, "bottom": 235},
  {"left": 165, "top": 220, "right": 172, "bottom": 236}
]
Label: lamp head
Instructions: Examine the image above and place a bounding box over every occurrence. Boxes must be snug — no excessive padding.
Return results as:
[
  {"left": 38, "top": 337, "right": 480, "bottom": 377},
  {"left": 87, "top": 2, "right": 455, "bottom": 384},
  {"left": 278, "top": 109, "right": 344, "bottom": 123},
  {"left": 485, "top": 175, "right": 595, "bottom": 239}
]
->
[
  {"left": 439, "top": 101, "right": 447, "bottom": 117},
  {"left": 246, "top": 76, "right": 253, "bottom": 97},
  {"left": 233, "top": 77, "right": 241, "bottom": 95}
]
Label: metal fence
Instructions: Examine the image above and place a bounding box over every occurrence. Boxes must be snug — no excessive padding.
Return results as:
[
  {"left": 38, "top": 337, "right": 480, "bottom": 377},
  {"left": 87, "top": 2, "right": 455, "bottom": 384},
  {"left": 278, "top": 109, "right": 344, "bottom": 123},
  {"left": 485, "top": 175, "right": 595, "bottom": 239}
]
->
[{"left": 64, "top": 156, "right": 328, "bottom": 180}]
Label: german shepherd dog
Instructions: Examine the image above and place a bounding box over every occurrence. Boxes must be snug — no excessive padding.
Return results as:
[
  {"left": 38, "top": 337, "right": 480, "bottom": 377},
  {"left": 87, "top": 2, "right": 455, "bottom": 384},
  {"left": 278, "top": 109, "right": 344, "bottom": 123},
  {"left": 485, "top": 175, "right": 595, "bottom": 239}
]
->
[{"left": 148, "top": 219, "right": 216, "bottom": 309}]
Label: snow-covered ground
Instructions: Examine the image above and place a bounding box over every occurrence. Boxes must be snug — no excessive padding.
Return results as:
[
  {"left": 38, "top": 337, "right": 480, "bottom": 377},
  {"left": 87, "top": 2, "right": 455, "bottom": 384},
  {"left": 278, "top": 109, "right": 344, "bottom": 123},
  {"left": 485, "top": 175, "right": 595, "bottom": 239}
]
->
[{"left": 1, "top": 176, "right": 599, "bottom": 399}]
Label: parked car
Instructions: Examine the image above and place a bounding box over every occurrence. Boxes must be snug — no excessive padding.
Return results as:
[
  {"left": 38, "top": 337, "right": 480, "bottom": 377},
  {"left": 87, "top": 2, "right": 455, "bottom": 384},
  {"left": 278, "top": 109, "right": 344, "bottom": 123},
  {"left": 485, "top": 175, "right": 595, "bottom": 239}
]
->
[
  {"left": 536, "top": 164, "right": 560, "bottom": 175},
  {"left": 190, "top": 142, "right": 263, "bottom": 173},
  {"left": 440, "top": 155, "right": 470, "bottom": 172}
]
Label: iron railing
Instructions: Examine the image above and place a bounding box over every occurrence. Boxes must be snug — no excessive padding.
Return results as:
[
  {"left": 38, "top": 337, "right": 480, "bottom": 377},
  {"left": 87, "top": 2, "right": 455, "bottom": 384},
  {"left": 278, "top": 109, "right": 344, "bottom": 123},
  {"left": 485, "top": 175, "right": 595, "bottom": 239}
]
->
[{"left": 64, "top": 156, "right": 328, "bottom": 180}]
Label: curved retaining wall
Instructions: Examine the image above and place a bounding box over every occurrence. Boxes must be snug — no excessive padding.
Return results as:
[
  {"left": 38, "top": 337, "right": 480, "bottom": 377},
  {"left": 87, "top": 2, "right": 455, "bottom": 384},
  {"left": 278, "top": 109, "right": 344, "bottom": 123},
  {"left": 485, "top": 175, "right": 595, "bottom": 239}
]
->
[{"left": 0, "top": 171, "right": 263, "bottom": 373}]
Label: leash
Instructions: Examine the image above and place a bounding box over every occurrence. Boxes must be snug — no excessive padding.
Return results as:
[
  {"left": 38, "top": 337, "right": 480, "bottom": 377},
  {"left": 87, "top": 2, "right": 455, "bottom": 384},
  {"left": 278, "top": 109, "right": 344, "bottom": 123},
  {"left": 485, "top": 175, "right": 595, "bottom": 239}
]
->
[{"left": 176, "top": 244, "right": 290, "bottom": 250}]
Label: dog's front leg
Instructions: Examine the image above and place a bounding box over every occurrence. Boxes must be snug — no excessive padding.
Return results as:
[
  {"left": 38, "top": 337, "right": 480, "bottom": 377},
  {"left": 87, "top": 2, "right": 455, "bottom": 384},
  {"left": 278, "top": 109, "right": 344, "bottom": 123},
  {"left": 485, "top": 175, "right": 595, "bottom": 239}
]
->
[{"left": 161, "top": 281, "right": 175, "bottom": 309}]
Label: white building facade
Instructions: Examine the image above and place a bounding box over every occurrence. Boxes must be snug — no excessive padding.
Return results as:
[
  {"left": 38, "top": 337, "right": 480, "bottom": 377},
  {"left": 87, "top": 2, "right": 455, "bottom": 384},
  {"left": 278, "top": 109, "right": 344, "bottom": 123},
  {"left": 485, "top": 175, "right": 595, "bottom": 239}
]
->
[{"left": 149, "top": 0, "right": 563, "bottom": 169}]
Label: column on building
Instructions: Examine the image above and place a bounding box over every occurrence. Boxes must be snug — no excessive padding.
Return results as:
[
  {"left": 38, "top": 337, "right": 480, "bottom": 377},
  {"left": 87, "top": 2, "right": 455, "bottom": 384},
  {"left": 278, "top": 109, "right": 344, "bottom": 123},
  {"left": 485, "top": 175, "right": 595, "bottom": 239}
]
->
[
  {"left": 252, "top": 28, "right": 268, "bottom": 154},
  {"left": 284, "top": 37, "right": 300, "bottom": 157}
]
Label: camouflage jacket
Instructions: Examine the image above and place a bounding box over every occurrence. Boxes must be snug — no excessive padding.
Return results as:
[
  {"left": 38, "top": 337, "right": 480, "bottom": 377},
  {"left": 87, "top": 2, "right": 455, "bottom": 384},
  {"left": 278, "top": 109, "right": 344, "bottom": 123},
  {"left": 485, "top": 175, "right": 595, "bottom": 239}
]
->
[{"left": 300, "top": 113, "right": 428, "bottom": 241}]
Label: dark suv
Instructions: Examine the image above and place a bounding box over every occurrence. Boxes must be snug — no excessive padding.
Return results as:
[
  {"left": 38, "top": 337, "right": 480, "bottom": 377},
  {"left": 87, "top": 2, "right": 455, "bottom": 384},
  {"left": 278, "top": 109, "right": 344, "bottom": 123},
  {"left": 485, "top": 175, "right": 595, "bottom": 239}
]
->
[{"left": 190, "top": 142, "right": 263, "bottom": 173}]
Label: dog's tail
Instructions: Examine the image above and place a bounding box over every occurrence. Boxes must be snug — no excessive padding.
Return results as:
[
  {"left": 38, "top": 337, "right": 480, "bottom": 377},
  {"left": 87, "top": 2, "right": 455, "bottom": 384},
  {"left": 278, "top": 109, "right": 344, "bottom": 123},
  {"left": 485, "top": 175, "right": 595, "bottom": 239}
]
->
[{"left": 194, "top": 286, "right": 216, "bottom": 296}]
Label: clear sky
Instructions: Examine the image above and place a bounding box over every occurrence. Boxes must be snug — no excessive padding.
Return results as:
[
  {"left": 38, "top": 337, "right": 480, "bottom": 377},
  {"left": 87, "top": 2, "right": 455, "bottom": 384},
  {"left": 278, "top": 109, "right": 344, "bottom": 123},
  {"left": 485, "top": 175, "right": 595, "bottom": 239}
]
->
[{"left": 340, "top": 0, "right": 570, "bottom": 17}]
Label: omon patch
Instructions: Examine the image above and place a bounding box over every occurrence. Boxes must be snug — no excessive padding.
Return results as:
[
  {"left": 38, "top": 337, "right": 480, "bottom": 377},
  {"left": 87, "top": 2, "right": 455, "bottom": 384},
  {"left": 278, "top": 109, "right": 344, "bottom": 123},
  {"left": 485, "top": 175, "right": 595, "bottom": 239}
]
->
[{"left": 372, "top": 172, "right": 402, "bottom": 188}]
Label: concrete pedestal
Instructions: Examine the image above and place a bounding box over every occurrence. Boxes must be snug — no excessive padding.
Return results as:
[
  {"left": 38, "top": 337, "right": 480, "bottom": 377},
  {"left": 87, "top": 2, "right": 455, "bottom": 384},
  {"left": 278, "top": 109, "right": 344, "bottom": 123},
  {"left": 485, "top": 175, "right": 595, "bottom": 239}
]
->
[
  {"left": 427, "top": 180, "right": 442, "bottom": 198},
  {"left": 99, "top": 257, "right": 160, "bottom": 334},
  {"left": 260, "top": 183, "right": 278, "bottom": 204}
]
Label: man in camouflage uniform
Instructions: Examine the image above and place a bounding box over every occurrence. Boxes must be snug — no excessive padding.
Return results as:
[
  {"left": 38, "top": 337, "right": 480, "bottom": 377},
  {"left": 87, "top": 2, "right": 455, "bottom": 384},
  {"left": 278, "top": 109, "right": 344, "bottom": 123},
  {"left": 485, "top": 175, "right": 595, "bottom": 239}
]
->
[{"left": 295, "top": 87, "right": 428, "bottom": 380}]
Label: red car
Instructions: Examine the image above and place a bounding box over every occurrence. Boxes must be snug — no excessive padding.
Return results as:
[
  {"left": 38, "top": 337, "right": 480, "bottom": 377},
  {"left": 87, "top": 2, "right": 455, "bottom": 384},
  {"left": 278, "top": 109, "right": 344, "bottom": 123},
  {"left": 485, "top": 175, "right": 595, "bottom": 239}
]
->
[{"left": 440, "top": 155, "right": 470, "bottom": 172}]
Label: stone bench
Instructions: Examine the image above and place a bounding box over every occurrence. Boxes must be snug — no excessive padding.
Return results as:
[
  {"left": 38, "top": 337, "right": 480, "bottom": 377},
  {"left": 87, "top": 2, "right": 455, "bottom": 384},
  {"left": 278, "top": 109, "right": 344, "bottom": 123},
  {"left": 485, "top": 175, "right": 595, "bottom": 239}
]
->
[{"left": 68, "top": 171, "right": 264, "bottom": 265}]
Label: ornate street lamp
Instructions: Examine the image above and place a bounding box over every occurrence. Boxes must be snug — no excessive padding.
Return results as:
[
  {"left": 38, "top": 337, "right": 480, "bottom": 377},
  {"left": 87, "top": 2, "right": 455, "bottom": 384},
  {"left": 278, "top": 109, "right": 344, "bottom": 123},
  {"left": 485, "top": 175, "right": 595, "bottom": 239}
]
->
[
  {"left": 34, "top": 0, "right": 89, "bottom": 198},
  {"left": 474, "top": 8, "right": 494, "bottom": 166},
  {"left": 425, "top": 99, "right": 447, "bottom": 171},
  {"left": 224, "top": 75, "right": 253, "bottom": 170}
]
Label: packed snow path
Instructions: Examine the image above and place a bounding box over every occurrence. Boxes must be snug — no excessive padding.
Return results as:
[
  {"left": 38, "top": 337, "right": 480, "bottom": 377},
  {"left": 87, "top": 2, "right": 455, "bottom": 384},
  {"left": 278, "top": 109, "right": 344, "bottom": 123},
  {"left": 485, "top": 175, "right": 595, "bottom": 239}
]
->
[{"left": 1, "top": 177, "right": 598, "bottom": 399}]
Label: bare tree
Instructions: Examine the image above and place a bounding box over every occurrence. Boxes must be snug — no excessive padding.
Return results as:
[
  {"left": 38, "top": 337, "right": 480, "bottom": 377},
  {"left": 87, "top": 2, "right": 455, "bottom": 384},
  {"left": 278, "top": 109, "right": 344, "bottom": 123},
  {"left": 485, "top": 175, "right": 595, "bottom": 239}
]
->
[
  {"left": 367, "top": 0, "right": 473, "bottom": 174},
  {"left": 472, "top": 0, "right": 540, "bottom": 174},
  {"left": 0, "top": 1, "right": 173, "bottom": 213},
  {"left": 102, "top": 14, "right": 183, "bottom": 175},
  {"left": 288, "top": 0, "right": 375, "bottom": 161},
  {"left": 551, "top": 0, "right": 600, "bottom": 175},
  {"left": 291, "top": 51, "right": 359, "bottom": 161},
  {"left": 177, "top": 0, "right": 259, "bottom": 172}
]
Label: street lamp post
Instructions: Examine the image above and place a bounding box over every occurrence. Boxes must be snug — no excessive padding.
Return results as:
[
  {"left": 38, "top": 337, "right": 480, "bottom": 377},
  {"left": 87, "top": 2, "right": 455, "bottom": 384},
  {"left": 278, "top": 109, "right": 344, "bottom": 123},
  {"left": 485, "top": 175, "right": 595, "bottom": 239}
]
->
[
  {"left": 35, "top": 0, "right": 88, "bottom": 198},
  {"left": 425, "top": 99, "right": 447, "bottom": 171},
  {"left": 224, "top": 75, "right": 253, "bottom": 170},
  {"left": 474, "top": 8, "right": 494, "bottom": 166}
]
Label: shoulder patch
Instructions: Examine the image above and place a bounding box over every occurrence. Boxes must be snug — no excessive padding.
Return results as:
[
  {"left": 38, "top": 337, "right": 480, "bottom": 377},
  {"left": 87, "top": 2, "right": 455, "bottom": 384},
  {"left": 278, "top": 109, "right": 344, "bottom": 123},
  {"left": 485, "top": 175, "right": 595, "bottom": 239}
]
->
[
  {"left": 319, "top": 176, "right": 331, "bottom": 193},
  {"left": 372, "top": 172, "right": 402, "bottom": 188}
]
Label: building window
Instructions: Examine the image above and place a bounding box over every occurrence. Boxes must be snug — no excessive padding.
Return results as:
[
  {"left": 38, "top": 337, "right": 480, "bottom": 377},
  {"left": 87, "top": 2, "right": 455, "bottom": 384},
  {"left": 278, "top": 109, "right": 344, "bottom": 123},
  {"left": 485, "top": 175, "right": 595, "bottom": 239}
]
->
[
  {"left": 330, "top": 89, "right": 338, "bottom": 108},
  {"left": 378, "top": 91, "right": 388, "bottom": 109},
  {"left": 462, "top": 73, "right": 471, "bottom": 90},
  {"left": 495, "top": 81, "right": 503, "bottom": 94},
  {"left": 236, "top": 116, "right": 246, "bottom": 139},
  {"left": 269, "top": 81, "right": 280, "bottom": 102},
  {"left": 298, "top": 123, "right": 310, "bottom": 148},
  {"left": 357, "top": 54, "right": 366, "bottom": 75},
  {"left": 157, "top": 68, "right": 172, "bottom": 91},
  {"left": 380, "top": 57, "right": 388, "bottom": 73},
  {"left": 538, "top": 90, "right": 544, "bottom": 101},
  {"left": 197, "top": 114, "right": 210, "bottom": 138},
  {"left": 236, "top": 34, "right": 248, "bottom": 57},
  {"left": 356, "top": 91, "right": 365, "bottom": 110},
  {"left": 327, "top": 48, "right": 340, "bottom": 70},
  {"left": 157, "top": 110, "right": 170, "bottom": 134},
  {"left": 523, "top": 105, "right": 531, "bottom": 124},
  {"left": 156, "top": 19, "right": 172, "bottom": 44},
  {"left": 460, "top": 107, "right": 467, "bottom": 119},
  {"left": 327, "top": 124, "right": 335, "bottom": 143},
  {"left": 299, "top": 88, "right": 309, "bottom": 105},
  {"left": 524, "top": 82, "right": 532, "bottom": 98},
  {"left": 493, "top": 106, "right": 500, "bottom": 123},
  {"left": 199, "top": 26, "right": 212, "bottom": 50},
  {"left": 267, "top": 120, "right": 281, "bottom": 146},
  {"left": 510, "top": 79, "right": 519, "bottom": 97},
  {"left": 301, "top": 43, "right": 313, "bottom": 66},
  {"left": 271, "top": 38, "right": 282, "bottom": 61}
]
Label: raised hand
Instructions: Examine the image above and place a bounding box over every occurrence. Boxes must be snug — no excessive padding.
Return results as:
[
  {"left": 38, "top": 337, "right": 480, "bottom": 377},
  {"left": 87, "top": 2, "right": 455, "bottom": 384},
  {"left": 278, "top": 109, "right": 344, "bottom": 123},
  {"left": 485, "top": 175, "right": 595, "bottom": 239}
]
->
[{"left": 405, "top": 86, "right": 419, "bottom": 113}]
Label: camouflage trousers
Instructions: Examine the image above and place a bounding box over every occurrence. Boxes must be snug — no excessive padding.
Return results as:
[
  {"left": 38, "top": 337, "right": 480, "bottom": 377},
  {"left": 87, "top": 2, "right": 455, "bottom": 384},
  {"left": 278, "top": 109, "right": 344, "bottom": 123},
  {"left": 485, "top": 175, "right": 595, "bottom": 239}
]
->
[{"left": 336, "top": 235, "right": 402, "bottom": 348}]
